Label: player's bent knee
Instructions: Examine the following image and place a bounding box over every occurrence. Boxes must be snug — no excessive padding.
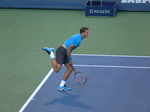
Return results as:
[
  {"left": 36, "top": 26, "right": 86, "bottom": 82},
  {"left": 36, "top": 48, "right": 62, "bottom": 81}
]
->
[
  {"left": 53, "top": 67, "right": 61, "bottom": 72},
  {"left": 53, "top": 64, "right": 62, "bottom": 72},
  {"left": 53, "top": 68, "right": 60, "bottom": 72}
]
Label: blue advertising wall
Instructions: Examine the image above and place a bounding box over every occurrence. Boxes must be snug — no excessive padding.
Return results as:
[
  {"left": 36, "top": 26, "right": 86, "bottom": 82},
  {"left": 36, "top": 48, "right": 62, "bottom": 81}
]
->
[{"left": 0, "top": 0, "right": 150, "bottom": 11}]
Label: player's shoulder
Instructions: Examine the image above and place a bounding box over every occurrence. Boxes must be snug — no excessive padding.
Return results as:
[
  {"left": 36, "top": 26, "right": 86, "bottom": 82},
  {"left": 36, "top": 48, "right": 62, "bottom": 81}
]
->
[{"left": 71, "top": 34, "right": 82, "bottom": 38}]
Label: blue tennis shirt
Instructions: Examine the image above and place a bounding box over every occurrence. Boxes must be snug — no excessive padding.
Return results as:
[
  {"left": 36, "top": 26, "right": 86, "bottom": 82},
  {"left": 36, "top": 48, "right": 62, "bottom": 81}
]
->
[{"left": 64, "top": 34, "right": 82, "bottom": 51}]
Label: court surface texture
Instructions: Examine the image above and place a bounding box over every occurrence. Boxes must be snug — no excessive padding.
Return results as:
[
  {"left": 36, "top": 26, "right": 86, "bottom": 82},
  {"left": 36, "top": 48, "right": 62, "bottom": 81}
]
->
[{"left": 19, "top": 54, "right": 150, "bottom": 112}]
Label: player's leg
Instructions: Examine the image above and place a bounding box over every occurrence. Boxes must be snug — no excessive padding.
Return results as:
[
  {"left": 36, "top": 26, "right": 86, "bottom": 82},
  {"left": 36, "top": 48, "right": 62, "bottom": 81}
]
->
[
  {"left": 51, "top": 59, "right": 62, "bottom": 72},
  {"left": 63, "top": 63, "right": 74, "bottom": 80},
  {"left": 42, "top": 47, "right": 61, "bottom": 72},
  {"left": 58, "top": 63, "right": 73, "bottom": 91},
  {"left": 43, "top": 46, "right": 72, "bottom": 91},
  {"left": 57, "top": 46, "right": 73, "bottom": 91}
]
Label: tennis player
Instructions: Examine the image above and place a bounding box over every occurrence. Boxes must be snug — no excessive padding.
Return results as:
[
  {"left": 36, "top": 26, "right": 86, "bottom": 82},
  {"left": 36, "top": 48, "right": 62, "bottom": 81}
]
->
[{"left": 42, "top": 27, "right": 89, "bottom": 91}]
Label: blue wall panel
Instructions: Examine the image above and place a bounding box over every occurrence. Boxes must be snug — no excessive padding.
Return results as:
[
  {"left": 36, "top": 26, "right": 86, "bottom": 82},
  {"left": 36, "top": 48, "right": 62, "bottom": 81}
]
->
[{"left": 0, "top": 0, "right": 150, "bottom": 11}]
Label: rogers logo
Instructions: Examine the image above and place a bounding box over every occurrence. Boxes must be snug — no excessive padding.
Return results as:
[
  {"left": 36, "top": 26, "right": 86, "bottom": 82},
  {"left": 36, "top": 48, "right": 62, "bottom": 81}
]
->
[
  {"left": 89, "top": 9, "right": 110, "bottom": 14},
  {"left": 121, "top": 0, "right": 150, "bottom": 3}
]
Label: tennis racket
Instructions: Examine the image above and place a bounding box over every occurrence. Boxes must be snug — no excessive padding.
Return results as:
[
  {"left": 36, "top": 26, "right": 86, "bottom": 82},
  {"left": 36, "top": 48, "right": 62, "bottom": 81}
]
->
[{"left": 74, "top": 68, "right": 87, "bottom": 85}]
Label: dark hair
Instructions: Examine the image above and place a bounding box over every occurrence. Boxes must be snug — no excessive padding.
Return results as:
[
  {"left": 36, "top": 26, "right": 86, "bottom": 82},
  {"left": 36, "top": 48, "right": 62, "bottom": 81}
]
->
[{"left": 80, "top": 27, "right": 89, "bottom": 34}]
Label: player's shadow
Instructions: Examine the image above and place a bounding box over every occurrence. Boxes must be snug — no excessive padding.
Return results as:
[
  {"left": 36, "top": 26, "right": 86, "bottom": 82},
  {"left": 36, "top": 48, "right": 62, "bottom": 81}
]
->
[{"left": 44, "top": 91, "right": 93, "bottom": 110}]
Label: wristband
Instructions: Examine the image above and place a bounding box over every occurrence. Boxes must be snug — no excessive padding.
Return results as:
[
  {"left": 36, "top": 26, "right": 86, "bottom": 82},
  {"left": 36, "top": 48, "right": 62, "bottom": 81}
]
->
[
  {"left": 68, "top": 59, "right": 72, "bottom": 62},
  {"left": 68, "top": 57, "right": 72, "bottom": 62},
  {"left": 68, "top": 57, "right": 72, "bottom": 60}
]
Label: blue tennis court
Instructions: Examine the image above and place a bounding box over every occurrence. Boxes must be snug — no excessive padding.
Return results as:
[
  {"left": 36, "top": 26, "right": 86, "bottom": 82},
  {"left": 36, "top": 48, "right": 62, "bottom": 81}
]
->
[{"left": 19, "top": 54, "right": 150, "bottom": 112}]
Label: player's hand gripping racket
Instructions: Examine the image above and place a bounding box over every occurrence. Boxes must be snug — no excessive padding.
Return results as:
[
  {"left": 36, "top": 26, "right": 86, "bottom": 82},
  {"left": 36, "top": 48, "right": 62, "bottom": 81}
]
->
[{"left": 73, "top": 68, "right": 87, "bottom": 85}]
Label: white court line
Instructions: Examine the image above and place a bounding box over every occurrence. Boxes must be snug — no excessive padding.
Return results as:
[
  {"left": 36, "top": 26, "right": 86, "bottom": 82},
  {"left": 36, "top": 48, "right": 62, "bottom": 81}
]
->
[
  {"left": 72, "top": 54, "right": 150, "bottom": 58},
  {"left": 74, "top": 64, "right": 150, "bottom": 69},
  {"left": 19, "top": 68, "right": 54, "bottom": 112}
]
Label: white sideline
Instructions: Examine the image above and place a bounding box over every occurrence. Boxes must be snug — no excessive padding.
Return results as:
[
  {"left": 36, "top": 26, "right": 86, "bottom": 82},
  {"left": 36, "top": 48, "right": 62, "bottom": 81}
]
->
[{"left": 19, "top": 68, "right": 54, "bottom": 112}]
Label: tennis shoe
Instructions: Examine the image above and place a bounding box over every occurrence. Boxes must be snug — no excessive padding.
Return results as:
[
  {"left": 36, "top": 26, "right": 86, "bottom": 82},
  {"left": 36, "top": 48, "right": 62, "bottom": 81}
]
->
[
  {"left": 58, "top": 86, "right": 71, "bottom": 91},
  {"left": 42, "top": 47, "right": 54, "bottom": 54}
]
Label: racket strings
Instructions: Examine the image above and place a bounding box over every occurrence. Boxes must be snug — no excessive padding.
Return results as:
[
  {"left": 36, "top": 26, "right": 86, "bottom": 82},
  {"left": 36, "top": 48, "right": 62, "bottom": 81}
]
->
[
  {"left": 77, "top": 74, "right": 85, "bottom": 81},
  {"left": 75, "top": 72, "right": 87, "bottom": 85}
]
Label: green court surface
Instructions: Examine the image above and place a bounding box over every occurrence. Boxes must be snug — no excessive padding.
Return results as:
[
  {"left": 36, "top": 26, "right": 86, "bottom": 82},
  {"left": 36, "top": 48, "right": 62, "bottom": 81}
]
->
[{"left": 0, "top": 9, "right": 150, "bottom": 112}]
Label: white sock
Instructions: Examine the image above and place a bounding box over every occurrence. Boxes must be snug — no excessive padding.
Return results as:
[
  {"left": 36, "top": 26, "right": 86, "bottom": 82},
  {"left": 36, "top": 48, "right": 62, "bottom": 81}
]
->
[
  {"left": 50, "top": 52, "right": 55, "bottom": 59},
  {"left": 59, "top": 80, "right": 66, "bottom": 87}
]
